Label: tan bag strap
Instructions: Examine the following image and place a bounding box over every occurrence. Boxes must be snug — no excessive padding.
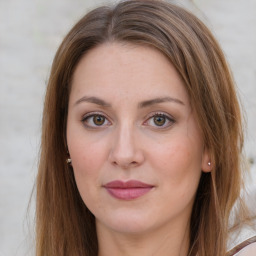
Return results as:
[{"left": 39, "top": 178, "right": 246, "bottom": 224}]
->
[{"left": 227, "top": 236, "right": 256, "bottom": 256}]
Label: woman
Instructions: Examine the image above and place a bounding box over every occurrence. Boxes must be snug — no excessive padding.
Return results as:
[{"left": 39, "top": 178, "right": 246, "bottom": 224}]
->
[{"left": 36, "top": 0, "right": 256, "bottom": 255}]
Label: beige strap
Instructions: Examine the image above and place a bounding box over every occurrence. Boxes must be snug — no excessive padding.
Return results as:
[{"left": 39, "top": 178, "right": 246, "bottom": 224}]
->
[{"left": 227, "top": 236, "right": 256, "bottom": 256}]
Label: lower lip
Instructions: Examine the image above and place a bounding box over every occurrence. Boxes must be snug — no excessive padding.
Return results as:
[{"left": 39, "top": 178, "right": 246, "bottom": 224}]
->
[{"left": 105, "top": 187, "right": 152, "bottom": 200}]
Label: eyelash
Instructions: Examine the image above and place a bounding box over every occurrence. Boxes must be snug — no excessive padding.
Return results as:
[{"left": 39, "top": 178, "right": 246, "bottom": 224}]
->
[
  {"left": 81, "top": 112, "right": 175, "bottom": 129},
  {"left": 144, "top": 112, "right": 175, "bottom": 129},
  {"left": 81, "top": 112, "right": 112, "bottom": 129}
]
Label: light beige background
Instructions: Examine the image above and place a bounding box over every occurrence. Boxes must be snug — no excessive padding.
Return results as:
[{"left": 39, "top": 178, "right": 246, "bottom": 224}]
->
[{"left": 0, "top": 0, "right": 255, "bottom": 255}]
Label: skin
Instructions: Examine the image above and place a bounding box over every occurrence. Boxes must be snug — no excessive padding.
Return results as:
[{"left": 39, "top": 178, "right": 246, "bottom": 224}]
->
[
  {"left": 67, "top": 42, "right": 211, "bottom": 256},
  {"left": 237, "top": 243, "right": 256, "bottom": 256}
]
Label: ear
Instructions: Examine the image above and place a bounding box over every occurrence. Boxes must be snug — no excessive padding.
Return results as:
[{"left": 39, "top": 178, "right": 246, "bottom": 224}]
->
[{"left": 201, "top": 148, "right": 212, "bottom": 173}]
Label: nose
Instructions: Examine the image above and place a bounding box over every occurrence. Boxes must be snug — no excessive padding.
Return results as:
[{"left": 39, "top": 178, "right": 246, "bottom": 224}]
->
[{"left": 108, "top": 123, "right": 145, "bottom": 169}]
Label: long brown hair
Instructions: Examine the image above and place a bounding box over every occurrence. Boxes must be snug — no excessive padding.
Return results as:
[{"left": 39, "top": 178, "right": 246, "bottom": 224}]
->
[{"left": 36, "top": 1, "right": 245, "bottom": 255}]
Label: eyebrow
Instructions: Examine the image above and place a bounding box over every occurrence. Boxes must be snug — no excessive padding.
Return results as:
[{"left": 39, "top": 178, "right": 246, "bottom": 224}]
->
[
  {"left": 74, "top": 96, "right": 111, "bottom": 107},
  {"left": 74, "top": 96, "right": 185, "bottom": 108},
  {"left": 138, "top": 97, "right": 185, "bottom": 108}
]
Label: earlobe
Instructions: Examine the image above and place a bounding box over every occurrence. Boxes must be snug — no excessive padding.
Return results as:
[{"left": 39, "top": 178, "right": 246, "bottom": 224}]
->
[
  {"left": 66, "top": 149, "right": 72, "bottom": 166},
  {"left": 202, "top": 160, "right": 212, "bottom": 173},
  {"left": 201, "top": 149, "right": 212, "bottom": 173}
]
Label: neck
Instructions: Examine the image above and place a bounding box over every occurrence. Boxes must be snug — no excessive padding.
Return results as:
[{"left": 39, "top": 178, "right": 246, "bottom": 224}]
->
[{"left": 97, "top": 218, "right": 190, "bottom": 256}]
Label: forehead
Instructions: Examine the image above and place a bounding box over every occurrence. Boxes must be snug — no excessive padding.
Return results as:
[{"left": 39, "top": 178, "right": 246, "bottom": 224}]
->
[{"left": 70, "top": 42, "right": 189, "bottom": 106}]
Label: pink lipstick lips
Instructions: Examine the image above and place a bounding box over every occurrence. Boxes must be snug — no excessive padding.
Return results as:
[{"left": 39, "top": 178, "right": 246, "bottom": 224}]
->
[{"left": 103, "top": 180, "right": 154, "bottom": 200}]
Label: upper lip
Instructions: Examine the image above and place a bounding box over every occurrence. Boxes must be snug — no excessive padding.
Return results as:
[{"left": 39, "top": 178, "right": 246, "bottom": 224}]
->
[{"left": 103, "top": 180, "right": 154, "bottom": 188}]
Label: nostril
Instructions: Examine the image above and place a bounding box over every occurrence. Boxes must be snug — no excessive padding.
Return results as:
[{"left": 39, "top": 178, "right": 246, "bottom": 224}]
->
[
  {"left": 111, "top": 160, "right": 139, "bottom": 169},
  {"left": 113, "top": 161, "right": 118, "bottom": 166}
]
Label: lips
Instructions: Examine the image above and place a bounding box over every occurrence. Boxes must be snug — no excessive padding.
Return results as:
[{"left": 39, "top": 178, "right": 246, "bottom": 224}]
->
[{"left": 103, "top": 180, "right": 154, "bottom": 200}]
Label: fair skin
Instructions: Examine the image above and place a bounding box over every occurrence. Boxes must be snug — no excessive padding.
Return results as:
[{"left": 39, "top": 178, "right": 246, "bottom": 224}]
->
[{"left": 67, "top": 42, "right": 211, "bottom": 256}]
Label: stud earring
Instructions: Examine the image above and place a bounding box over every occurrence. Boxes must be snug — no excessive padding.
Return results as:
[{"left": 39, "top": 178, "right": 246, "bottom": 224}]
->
[
  {"left": 207, "top": 162, "right": 211, "bottom": 166},
  {"left": 66, "top": 148, "right": 72, "bottom": 165}
]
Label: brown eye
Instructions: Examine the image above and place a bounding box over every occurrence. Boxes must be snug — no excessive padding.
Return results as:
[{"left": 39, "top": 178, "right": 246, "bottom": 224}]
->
[
  {"left": 153, "top": 116, "right": 166, "bottom": 126},
  {"left": 82, "top": 113, "right": 111, "bottom": 128},
  {"left": 93, "top": 115, "right": 105, "bottom": 126},
  {"left": 144, "top": 112, "right": 175, "bottom": 129}
]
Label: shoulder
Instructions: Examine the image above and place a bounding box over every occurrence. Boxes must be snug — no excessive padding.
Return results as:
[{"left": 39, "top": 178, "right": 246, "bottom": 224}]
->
[
  {"left": 235, "top": 242, "right": 256, "bottom": 256},
  {"left": 228, "top": 236, "right": 256, "bottom": 256}
]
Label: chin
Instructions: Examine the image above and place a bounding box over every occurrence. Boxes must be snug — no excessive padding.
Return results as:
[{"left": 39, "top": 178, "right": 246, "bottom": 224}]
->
[{"left": 96, "top": 210, "right": 155, "bottom": 235}]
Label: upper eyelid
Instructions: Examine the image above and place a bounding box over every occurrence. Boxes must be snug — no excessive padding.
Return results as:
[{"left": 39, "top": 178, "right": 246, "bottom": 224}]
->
[
  {"left": 81, "top": 111, "right": 175, "bottom": 124},
  {"left": 81, "top": 111, "right": 111, "bottom": 121},
  {"left": 146, "top": 111, "right": 175, "bottom": 120}
]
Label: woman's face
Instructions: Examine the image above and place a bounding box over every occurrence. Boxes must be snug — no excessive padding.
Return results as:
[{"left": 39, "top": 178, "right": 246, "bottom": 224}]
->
[{"left": 67, "top": 43, "right": 210, "bottom": 236}]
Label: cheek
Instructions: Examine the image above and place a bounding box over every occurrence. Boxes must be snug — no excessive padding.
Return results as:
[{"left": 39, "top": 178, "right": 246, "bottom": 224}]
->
[
  {"left": 67, "top": 119, "right": 109, "bottom": 177},
  {"left": 67, "top": 138, "right": 107, "bottom": 209},
  {"left": 150, "top": 136, "right": 202, "bottom": 186},
  {"left": 69, "top": 139, "right": 107, "bottom": 177}
]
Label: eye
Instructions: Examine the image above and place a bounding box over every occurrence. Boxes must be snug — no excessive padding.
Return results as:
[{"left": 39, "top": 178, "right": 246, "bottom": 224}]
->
[
  {"left": 144, "top": 113, "right": 175, "bottom": 129},
  {"left": 82, "top": 113, "right": 111, "bottom": 128},
  {"left": 153, "top": 115, "right": 166, "bottom": 126}
]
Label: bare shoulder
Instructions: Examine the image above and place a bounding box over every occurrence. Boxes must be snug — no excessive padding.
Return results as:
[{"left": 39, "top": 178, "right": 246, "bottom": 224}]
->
[{"left": 236, "top": 242, "right": 256, "bottom": 256}]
